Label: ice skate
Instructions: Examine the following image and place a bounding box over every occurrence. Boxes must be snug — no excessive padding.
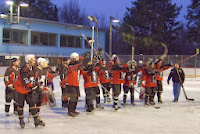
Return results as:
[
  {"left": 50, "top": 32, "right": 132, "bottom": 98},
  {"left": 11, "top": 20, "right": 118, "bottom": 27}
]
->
[
  {"left": 34, "top": 117, "right": 45, "bottom": 127},
  {"left": 5, "top": 112, "right": 9, "bottom": 117},
  {"left": 67, "top": 112, "right": 77, "bottom": 117},
  {"left": 96, "top": 104, "right": 104, "bottom": 109},
  {"left": 19, "top": 119, "right": 25, "bottom": 129},
  {"left": 73, "top": 111, "right": 80, "bottom": 116}
]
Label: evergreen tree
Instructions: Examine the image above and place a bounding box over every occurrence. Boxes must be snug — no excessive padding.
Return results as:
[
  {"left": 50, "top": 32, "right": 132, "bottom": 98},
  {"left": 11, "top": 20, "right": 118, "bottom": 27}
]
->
[
  {"left": 123, "top": 0, "right": 183, "bottom": 54},
  {"left": 186, "top": 0, "right": 200, "bottom": 47}
]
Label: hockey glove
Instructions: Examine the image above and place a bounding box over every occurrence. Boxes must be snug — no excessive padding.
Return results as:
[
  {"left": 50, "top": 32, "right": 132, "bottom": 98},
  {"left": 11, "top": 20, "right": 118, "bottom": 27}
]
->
[
  {"left": 31, "top": 86, "right": 38, "bottom": 91},
  {"left": 82, "top": 51, "right": 91, "bottom": 57},
  {"left": 167, "top": 80, "right": 169, "bottom": 85},
  {"left": 8, "top": 84, "right": 15, "bottom": 90}
]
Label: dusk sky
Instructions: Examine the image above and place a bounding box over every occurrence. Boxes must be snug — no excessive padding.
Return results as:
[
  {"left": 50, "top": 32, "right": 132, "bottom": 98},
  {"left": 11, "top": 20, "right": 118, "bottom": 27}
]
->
[{"left": 0, "top": 0, "right": 191, "bottom": 24}]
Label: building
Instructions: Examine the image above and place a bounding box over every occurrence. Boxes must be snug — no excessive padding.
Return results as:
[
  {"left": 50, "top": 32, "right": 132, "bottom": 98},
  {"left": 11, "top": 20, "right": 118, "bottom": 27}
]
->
[{"left": 0, "top": 15, "right": 106, "bottom": 65}]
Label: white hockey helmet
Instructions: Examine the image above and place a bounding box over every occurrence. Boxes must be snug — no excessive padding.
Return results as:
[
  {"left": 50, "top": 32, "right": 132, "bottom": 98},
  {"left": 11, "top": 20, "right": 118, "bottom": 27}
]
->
[
  {"left": 37, "top": 57, "right": 47, "bottom": 65},
  {"left": 70, "top": 52, "right": 79, "bottom": 60},
  {"left": 138, "top": 60, "right": 143, "bottom": 64},
  {"left": 25, "top": 54, "right": 35, "bottom": 63}
]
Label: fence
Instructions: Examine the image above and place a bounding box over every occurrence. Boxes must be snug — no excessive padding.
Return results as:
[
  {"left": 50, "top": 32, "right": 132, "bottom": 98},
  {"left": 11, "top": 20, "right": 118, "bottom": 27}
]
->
[
  {"left": 0, "top": 53, "right": 200, "bottom": 77},
  {"left": 0, "top": 52, "right": 200, "bottom": 68}
]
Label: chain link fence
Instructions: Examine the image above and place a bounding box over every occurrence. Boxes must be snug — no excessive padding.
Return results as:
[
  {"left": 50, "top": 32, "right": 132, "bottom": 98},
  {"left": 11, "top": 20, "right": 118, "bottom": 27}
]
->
[
  {"left": 0, "top": 52, "right": 200, "bottom": 77},
  {"left": 0, "top": 52, "right": 199, "bottom": 68},
  {"left": 116, "top": 55, "right": 200, "bottom": 68}
]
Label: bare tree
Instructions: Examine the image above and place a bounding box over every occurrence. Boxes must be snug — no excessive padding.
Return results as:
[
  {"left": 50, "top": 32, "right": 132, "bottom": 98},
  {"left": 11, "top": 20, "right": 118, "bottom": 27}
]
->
[
  {"left": 92, "top": 14, "right": 109, "bottom": 29},
  {"left": 0, "top": 4, "right": 9, "bottom": 14},
  {"left": 59, "top": 0, "right": 89, "bottom": 26}
]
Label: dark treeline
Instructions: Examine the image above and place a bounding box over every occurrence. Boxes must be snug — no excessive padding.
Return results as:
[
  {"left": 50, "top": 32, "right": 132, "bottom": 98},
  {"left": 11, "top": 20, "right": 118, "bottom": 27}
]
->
[{"left": 0, "top": 0, "right": 199, "bottom": 55}]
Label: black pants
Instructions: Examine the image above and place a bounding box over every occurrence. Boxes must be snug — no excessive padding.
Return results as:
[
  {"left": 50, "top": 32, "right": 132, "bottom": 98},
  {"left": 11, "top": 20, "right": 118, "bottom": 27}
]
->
[
  {"left": 32, "top": 90, "right": 44, "bottom": 112},
  {"left": 145, "top": 87, "right": 157, "bottom": 103},
  {"left": 85, "top": 87, "right": 95, "bottom": 111},
  {"left": 5, "top": 87, "right": 17, "bottom": 113},
  {"left": 156, "top": 80, "right": 163, "bottom": 101},
  {"left": 65, "top": 86, "right": 80, "bottom": 113},
  {"left": 112, "top": 84, "right": 121, "bottom": 106},
  {"left": 123, "top": 85, "right": 134, "bottom": 104},
  {"left": 102, "top": 83, "right": 111, "bottom": 99},
  {"left": 15, "top": 91, "right": 39, "bottom": 120}
]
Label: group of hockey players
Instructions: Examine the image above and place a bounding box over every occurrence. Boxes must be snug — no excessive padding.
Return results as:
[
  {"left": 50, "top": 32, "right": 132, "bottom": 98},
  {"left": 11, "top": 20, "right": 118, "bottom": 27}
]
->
[{"left": 4, "top": 49, "right": 185, "bottom": 128}]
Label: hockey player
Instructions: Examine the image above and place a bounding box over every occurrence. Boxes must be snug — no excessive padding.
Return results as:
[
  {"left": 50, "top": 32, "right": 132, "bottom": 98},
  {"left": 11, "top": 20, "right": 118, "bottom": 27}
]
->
[
  {"left": 123, "top": 60, "right": 138, "bottom": 106},
  {"left": 154, "top": 59, "right": 171, "bottom": 103},
  {"left": 98, "top": 58, "right": 112, "bottom": 103},
  {"left": 59, "top": 58, "right": 70, "bottom": 108},
  {"left": 47, "top": 65, "right": 58, "bottom": 91},
  {"left": 142, "top": 60, "right": 158, "bottom": 106},
  {"left": 33, "top": 57, "right": 49, "bottom": 113},
  {"left": 81, "top": 59, "right": 104, "bottom": 112},
  {"left": 4, "top": 58, "right": 20, "bottom": 116},
  {"left": 14, "top": 54, "right": 45, "bottom": 128},
  {"left": 137, "top": 60, "right": 146, "bottom": 100},
  {"left": 44, "top": 66, "right": 58, "bottom": 107},
  {"left": 63, "top": 52, "right": 89, "bottom": 117},
  {"left": 110, "top": 56, "right": 127, "bottom": 110}
]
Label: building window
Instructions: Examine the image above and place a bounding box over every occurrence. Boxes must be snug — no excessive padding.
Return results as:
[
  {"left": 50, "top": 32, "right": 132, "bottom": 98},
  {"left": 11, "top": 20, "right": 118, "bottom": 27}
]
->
[
  {"left": 3, "top": 29, "right": 28, "bottom": 44},
  {"left": 85, "top": 37, "right": 92, "bottom": 49},
  {"left": 60, "top": 34, "right": 82, "bottom": 48},
  {"left": 31, "top": 31, "right": 57, "bottom": 46}
]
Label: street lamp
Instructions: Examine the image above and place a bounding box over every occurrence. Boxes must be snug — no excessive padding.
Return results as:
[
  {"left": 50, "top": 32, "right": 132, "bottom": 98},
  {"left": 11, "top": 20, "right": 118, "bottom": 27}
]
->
[
  {"left": 109, "top": 16, "right": 120, "bottom": 57},
  {"left": 88, "top": 16, "right": 95, "bottom": 63},
  {"left": 6, "top": 0, "right": 29, "bottom": 24},
  {"left": 6, "top": 0, "right": 14, "bottom": 23},
  {"left": 88, "top": 16, "right": 99, "bottom": 54},
  {"left": 17, "top": 2, "right": 29, "bottom": 23},
  {"left": 88, "top": 16, "right": 99, "bottom": 62}
]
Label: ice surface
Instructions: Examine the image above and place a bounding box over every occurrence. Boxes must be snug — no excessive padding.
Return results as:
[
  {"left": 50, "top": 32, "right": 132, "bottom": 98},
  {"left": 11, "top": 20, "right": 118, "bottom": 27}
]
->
[{"left": 0, "top": 76, "right": 200, "bottom": 134}]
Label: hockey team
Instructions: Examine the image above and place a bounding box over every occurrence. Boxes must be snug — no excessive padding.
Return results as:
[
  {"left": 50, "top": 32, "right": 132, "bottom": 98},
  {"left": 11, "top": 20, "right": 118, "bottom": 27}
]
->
[{"left": 3, "top": 50, "right": 185, "bottom": 128}]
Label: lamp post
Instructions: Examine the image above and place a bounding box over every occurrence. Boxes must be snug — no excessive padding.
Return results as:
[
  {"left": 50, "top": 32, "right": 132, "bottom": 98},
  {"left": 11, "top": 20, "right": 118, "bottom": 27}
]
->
[
  {"left": 88, "top": 16, "right": 99, "bottom": 55},
  {"left": 6, "top": 0, "right": 29, "bottom": 24},
  {"left": 6, "top": 0, "right": 14, "bottom": 23},
  {"left": 88, "top": 16, "right": 95, "bottom": 63},
  {"left": 109, "top": 16, "right": 120, "bottom": 57},
  {"left": 17, "top": 2, "right": 29, "bottom": 23}
]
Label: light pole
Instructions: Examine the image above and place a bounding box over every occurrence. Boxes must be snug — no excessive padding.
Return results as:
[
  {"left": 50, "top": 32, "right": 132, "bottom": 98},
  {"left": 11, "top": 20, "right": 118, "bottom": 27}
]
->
[
  {"left": 6, "top": 0, "right": 29, "bottom": 24},
  {"left": 88, "top": 16, "right": 95, "bottom": 63},
  {"left": 6, "top": 0, "right": 14, "bottom": 23},
  {"left": 88, "top": 16, "right": 99, "bottom": 55},
  {"left": 17, "top": 2, "right": 29, "bottom": 23},
  {"left": 109, "top": 16, "right": 119, "bottom": 57}
]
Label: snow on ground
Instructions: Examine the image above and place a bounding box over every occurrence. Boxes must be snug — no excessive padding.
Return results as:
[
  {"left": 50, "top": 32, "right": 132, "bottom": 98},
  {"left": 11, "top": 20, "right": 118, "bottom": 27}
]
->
[{"left": 0, "top": 76, "right": 200, "bottom": 134}]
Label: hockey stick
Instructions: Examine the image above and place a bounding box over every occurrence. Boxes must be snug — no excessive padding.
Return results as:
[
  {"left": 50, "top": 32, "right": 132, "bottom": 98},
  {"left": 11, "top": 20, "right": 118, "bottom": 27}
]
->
[
  {"left": 78, "top": 29, "right": 111, "bottom": 60},
  {"left": 176, "top": 48, "right": 199, "bottom": 64},
  {"left": 100, "top": 84, "right": 124, "bottom": 105},
  {"left": 176, "top": 69, "right": 194, "bottom": 101}
]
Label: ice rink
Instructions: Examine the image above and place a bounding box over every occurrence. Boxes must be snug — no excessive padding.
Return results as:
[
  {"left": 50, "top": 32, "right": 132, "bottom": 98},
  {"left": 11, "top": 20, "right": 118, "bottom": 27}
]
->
[{"left": 0, "top": 76, "right": 200, "bottom": 134}]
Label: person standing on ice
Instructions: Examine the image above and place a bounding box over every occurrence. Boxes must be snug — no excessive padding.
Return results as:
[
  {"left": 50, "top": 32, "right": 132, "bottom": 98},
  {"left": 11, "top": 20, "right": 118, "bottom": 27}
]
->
[
  {"left": 123, "top": 60, "right": 138, "bottom": 106},
  {"left": 110, "top": 55, "right": 127, "bottom": 110},
  {"left": 154, "top": 59, "right": 171, "bottom": 103},
  {"left": 33, "top": 58, "right": 49, "bottom": 113},
  {"left": 14, "top": 54, "right": 45, "bottom": 128},
  {"left": 142, "top": 59, "right": 159, "bottom": 106},
  {"left": 63, "top": 52, "right": 89, "bottom": 117},
  {"left": 167, "top": 63, "right": 185, "bottom": 102},
  {"left": 98, "top": 58, "right": 112, "bottom": 104},
  {"left": 59, "top": 57, "right": 70, "bottom": 108},
  {"left": 81, "top": 59, "right": 104, "bottom": 112},
  {"left": 4, "top": 58, "right": 20, "bottom": 116}
]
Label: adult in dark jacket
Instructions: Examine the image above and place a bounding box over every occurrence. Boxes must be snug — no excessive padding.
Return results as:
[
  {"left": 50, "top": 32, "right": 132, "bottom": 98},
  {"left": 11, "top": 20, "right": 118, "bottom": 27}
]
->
[{"left": 167, "top": 63, "right": 185, "bottom": 102}]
